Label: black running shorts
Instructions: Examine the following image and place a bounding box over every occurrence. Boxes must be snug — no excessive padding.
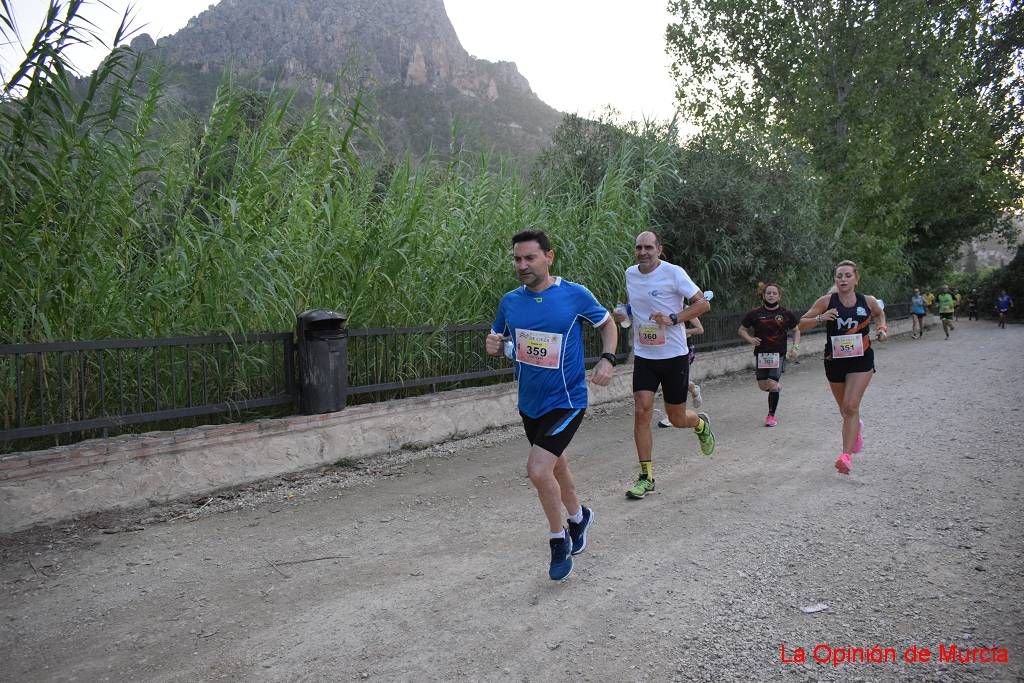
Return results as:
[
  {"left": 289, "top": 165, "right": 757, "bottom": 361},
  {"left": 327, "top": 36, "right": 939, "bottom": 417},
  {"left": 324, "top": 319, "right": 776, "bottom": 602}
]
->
[
  {"left": 755, "top": 356, "right": 786, "bottom": 382},
  {"left": 824, "top": 348, "right": 875, "bottom": 383},
  {"left": 632, "top": 354, "right": 690, "bottom": 405},
  {"left": 520, "top": 407, "right": 586, "bottom": 457}
]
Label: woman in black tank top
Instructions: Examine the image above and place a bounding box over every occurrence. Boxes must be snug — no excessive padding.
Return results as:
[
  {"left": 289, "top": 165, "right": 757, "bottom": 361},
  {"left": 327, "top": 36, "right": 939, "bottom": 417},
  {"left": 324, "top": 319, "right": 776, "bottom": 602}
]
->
[{"left": 798, "top": 260, "right": 888, "bottom": 475}]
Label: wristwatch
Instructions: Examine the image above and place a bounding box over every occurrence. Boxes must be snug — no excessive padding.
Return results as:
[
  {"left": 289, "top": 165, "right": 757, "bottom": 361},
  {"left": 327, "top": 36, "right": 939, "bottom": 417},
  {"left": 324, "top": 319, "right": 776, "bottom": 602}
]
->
[
  {"left": 600, "top": 352, "right": 618, "bottom": 366},
  {"left": 668, "top": 313, "right": 679, "bottom": 325}
]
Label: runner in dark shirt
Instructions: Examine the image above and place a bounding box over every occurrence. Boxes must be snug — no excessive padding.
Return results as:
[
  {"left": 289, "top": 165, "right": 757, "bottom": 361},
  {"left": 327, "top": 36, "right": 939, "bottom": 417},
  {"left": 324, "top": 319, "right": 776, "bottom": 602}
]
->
[
  {"left": 738, "top": 283, "right": 801, "bottom": 427},
  {"left": 967, "top": 289, "right": 979, "bottom": 321}
]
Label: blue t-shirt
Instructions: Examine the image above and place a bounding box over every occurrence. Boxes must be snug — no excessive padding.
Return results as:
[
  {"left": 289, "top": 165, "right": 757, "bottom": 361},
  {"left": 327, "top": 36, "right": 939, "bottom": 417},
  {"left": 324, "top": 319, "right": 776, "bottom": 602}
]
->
[
  {"left": 492, "top": 277, "right": 610, "bottom": 418},
  {"left": 911, "top": 295, "right": 925, "bottom": 315},
  {"left": 997, "top": 294, "right": 1012, "bottom": 312}
]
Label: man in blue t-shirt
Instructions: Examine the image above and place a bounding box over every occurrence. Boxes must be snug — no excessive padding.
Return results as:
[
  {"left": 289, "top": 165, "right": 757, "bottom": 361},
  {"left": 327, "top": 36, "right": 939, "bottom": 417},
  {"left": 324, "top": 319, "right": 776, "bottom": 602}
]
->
[
  {"left": 996, "top": 290, "right": 1013, "bottom": 329},
  {"left": 486, "top": 229, "right": 617, "bottom": 581}
]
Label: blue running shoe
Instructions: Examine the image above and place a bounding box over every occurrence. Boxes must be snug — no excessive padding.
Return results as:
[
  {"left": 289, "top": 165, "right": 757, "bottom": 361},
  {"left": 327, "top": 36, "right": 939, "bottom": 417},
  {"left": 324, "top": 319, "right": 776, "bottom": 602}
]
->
[
  {"left": 567, "top": 506, "right": 594, "bottom": 556},
  {"left": 548, "top": 530, "right": 573, "bottom": 580}
]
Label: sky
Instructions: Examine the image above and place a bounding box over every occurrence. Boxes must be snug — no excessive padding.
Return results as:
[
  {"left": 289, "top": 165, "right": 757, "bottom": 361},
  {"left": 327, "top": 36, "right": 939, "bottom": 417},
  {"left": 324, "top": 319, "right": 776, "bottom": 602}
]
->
[{"left": 1, "top": 0, "right": 682, "bottom": 123}]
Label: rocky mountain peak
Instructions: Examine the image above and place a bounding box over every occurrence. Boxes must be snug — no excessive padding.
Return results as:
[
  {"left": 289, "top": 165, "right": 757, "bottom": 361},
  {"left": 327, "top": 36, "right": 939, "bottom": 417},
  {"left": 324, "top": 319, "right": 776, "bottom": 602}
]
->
[
  {"left": 123, "top": 0, "right": 561, "bottom": 159},
  {"left": 153, "top": 0, "right": 533, "bottom": 103}
]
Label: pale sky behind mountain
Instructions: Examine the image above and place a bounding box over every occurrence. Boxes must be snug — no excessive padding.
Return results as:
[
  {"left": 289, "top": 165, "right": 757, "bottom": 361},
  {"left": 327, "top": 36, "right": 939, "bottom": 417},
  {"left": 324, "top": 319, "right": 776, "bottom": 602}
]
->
[{"left": 1, "top": 0, "right": 682, "bottom": 124}]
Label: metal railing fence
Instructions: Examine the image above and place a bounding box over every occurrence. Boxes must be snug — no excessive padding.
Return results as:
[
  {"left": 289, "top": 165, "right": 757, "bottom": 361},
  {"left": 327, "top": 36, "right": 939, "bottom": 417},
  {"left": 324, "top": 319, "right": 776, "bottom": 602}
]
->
[
  {"left": 1, "top": 333, "right": 294, "bottom": 444},
  {"left": 2, "top": 303, "right": 908, "bottom": 451}
]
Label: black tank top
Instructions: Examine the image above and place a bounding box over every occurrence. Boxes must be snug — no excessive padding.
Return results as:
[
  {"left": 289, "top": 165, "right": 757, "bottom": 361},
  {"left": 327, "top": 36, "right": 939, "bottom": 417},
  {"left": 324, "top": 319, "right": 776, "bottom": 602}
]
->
[{"left": 824, "top": 292, "right": 871, "bottom": 359}]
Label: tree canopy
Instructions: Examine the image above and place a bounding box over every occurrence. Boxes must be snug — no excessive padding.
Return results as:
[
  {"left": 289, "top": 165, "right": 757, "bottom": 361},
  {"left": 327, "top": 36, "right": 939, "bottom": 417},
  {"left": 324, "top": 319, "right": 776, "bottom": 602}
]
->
[
  {"left": 535, "top": 113, "right": 835, "bottom": 308},
  {"left": 666, "top": 0, "right": 1023, "bottom": 282}
]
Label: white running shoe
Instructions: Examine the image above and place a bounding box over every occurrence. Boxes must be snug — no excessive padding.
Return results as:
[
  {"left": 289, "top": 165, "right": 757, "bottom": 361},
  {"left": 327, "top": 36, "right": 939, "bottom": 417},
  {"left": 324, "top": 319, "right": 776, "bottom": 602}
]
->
[{"left": 691, "top": 384, "right": 704, "bottom": 409}]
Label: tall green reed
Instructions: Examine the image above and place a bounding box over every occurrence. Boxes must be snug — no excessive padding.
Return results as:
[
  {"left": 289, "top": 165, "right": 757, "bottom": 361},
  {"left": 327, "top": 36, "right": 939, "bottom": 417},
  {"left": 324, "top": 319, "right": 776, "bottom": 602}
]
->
[{"left": 2, "top": 49, "right": 649, "bottom": 343}]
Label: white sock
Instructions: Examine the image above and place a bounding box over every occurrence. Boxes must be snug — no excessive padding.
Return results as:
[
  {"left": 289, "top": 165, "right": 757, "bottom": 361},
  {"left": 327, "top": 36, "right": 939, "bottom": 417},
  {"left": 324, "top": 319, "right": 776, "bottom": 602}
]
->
[
  {"left": 548, "top": 529, "right": 566, "bottom": 540},
  {"left": 568, "top": 508, "right": 583, "bottom": 524}
]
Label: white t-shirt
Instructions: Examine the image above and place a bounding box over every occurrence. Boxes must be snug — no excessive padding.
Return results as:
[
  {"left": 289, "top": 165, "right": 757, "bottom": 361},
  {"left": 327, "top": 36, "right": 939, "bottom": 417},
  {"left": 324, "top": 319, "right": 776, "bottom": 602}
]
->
[{"left": 625, "top": 261, "right": 700, "bottom": 360}]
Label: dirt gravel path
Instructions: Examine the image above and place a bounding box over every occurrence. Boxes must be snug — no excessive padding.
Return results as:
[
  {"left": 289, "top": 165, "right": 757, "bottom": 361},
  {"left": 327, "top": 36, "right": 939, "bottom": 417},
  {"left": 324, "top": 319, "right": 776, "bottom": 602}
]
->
[{"left": 2, "top": 322, "right": 1022, "bottom": 682}]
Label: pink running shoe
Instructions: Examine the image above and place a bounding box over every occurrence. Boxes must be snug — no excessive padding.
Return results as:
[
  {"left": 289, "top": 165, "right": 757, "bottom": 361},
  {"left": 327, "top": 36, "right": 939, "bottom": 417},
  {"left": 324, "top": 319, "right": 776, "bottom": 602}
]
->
[
  {"left": 835, "top": 453, "right": 852, "bottom": 475},
  {"left": 852, "top": 419, "right": 864, "bottom": 453},
  {"left": 765, "top": 415, "right": 777, "bottom": 427}
]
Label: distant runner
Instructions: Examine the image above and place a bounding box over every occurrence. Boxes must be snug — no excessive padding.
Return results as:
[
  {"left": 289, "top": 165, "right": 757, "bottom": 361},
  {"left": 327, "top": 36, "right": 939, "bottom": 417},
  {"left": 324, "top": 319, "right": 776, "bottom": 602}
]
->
[
  {"left": 967, "top": 289, "right": 979, "bottom": 321},
  {"left": 996, "top": 290, "right": 1013, "bottom": 328},
  {"left": 923, "top": 290, "right": 936, "bottom": 312},
  {"left": 737, "top": 282, "right": 801, "bottom": 427},
  {"left": 936, "top": 285, "right": 955, "bottom": 339},
  {"left": 910, "top": 287, "right": 926, "bottom": 339}
]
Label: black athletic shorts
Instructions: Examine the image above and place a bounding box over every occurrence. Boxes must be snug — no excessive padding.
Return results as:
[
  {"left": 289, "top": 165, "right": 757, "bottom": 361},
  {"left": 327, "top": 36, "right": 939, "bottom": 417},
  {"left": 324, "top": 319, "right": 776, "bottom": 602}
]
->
[
  {"left": 940, "top": 312, "right": 953, "bottom": 320},
  {"left": 632, "top": 355, "right": 690, "bottom": 404},
  {"left": 520, "top": 407, "right": 586, "bottom": 457},
  {"left": 913, "top": 312, "right": 925, "bottom": 321},
  {"left": 754, "top": 354, "right": 786, "bottom": 382},
  {"left": 824, "top": 348, "right": 875, "bottom": 383}
]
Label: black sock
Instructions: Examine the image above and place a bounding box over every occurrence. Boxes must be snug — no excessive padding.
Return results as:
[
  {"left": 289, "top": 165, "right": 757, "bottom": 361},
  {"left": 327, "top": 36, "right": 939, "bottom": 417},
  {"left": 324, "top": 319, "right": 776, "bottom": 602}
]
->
[{"left": 768, "top": 391, "right": 780, "bottom": 415}]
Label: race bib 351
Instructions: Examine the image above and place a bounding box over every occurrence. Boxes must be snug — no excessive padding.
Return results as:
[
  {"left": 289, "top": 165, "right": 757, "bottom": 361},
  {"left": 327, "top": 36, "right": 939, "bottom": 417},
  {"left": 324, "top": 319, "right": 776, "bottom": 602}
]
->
[{"left": 831, "top": 333, "right": 865, "bottom": 359}]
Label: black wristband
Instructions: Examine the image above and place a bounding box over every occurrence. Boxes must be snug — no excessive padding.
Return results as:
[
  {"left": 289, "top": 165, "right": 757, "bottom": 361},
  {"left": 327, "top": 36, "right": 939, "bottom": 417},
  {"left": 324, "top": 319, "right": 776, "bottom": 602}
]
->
[{"left": 600, "top": 352, "right": 618, "bottom": 367}]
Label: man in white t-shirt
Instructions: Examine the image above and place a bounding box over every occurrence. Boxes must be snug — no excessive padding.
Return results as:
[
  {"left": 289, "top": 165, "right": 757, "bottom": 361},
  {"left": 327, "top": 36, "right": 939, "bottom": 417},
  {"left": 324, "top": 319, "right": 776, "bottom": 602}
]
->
[{"left": 612, "top": 231, "right": 716, "bottom": 499}]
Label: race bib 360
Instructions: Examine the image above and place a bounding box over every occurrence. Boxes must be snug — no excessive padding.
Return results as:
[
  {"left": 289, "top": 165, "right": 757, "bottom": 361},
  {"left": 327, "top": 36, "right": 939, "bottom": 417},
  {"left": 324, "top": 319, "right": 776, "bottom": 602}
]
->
[{"left": 637, "top": 322, "right": 666, "bottom": 346}]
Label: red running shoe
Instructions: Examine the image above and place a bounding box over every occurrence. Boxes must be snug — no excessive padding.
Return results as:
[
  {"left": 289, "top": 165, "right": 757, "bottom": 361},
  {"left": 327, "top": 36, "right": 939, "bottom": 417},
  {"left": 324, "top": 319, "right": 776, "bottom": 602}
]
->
[{"left": 835, "top": 453, "right": 852, "bottom": 475}]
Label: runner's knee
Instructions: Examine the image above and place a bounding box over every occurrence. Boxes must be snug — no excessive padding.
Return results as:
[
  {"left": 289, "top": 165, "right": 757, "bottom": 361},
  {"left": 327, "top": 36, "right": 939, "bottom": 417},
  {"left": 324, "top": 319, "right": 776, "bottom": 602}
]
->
[
  {"left": 665, "top": 401, "right": 688, "bottom": 421},
  {"left": 840, "top": 403, "right": 860, "bottom": 420},
  {"left": 634, "top": 403, "right": 654, "bottom": 421},
  {"left": 527, "top": 461, "right": 552, "bottom": 484}
]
